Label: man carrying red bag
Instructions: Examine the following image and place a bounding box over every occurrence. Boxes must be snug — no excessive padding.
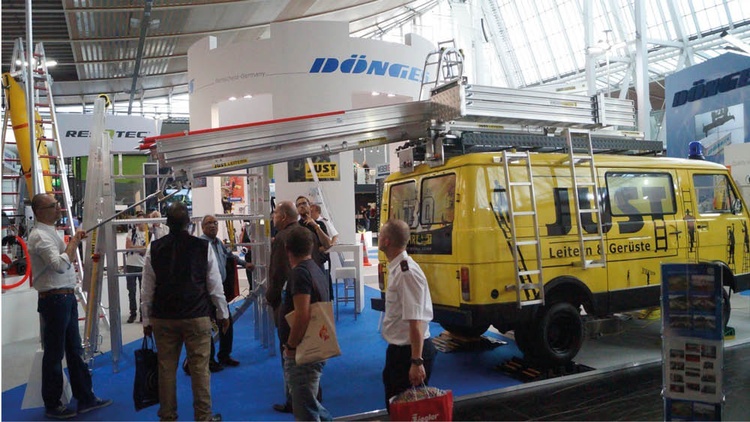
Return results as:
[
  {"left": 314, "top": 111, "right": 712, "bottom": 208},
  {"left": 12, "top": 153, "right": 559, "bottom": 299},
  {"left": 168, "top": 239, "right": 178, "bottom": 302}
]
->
[{"left": 379, "top": 219, "right": 438, "bottom": 412}]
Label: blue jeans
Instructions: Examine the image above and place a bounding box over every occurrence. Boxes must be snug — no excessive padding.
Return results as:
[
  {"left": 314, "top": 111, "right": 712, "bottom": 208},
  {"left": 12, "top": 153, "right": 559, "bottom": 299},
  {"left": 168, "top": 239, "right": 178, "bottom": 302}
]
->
[
  {"left": 38, "top": 293, "right": 96, "bottom": 409},
  {"left": 283, "top": 357, "right": 331, "bottom": 421}
]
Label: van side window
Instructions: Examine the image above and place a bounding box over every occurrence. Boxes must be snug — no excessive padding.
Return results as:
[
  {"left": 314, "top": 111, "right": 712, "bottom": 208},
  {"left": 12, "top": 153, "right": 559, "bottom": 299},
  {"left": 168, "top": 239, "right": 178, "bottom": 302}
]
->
[
  {"left": 420, "top": 174, "right": 456, "bottom": 226},
  {"left": 389, "top": 181, "right": 418, "bottom": 227},
  {"left": 693, "top": 174, "right": 738, "bottom": 214},
  {"left": 606, "top": 172, "right": 676, "bottom": 216}
]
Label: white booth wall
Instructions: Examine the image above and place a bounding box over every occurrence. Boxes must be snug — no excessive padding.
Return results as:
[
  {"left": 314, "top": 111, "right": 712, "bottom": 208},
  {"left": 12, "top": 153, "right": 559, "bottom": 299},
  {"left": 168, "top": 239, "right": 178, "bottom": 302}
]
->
[{"left": 187, "top": 21, "right": 433, "bottom": 243}]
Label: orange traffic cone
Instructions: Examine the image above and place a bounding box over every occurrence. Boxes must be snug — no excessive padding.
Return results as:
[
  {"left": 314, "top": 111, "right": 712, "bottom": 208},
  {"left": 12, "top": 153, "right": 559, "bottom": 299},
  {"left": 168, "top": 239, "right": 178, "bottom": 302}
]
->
[{"left": 361, "top": 232, "right": 372, "bottom": 266}]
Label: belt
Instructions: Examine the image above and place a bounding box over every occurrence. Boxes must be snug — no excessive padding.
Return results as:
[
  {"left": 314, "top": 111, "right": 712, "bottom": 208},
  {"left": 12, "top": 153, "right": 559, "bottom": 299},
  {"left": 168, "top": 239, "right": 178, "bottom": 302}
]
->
[{"left": 38, "top": 288, "right": 75, "bottom": 298}]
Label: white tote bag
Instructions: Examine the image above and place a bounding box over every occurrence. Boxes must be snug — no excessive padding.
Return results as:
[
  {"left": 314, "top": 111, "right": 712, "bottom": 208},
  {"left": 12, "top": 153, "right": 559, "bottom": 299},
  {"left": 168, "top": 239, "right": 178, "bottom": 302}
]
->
[{"left": 285, "top": 301, "right": 342, "bottom": 364}]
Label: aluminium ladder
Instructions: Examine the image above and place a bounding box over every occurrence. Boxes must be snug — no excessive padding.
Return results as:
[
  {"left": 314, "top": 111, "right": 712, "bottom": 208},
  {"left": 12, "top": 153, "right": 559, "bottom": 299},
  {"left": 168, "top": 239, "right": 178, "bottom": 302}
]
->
[
  {"left": 563, "top": 129, "right": 606, "bottom": 269},
  {"left": 500, "top": 151, "right": 544, "bottom": 307},
  {"left": 1, "top": 40, "right": 100, "bottom": 323}
]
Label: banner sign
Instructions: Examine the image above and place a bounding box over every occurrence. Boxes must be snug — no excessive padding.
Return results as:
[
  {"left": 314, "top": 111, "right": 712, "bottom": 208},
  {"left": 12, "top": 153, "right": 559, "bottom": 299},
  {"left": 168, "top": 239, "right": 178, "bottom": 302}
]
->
[
  {"left": 288, "top": 156, "right": 340, "bottom": 182},
  {"left": 56, "top": 114, "right": 161, "bottom": 157},
  {"left": 661, "top": 263, "right": 724, "bottom": 421}
]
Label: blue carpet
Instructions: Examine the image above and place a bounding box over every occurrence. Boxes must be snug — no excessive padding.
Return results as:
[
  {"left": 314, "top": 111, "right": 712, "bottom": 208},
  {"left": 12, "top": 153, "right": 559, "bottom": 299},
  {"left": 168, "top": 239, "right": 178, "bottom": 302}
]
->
[{"left": 3, "top": 287, "right": 523, "bottom": 420}]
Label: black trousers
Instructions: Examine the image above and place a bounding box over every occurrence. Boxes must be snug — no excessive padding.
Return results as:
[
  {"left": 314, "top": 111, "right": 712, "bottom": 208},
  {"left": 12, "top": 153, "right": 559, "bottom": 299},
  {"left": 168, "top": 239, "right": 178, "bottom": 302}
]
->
[
  {"left": 211, "top": 313, "right": 233, "bottom": 361},
  {"left": 125, "top": 265, "right": 142, "bottom": 315},
  {"left": 382, "top": 338, "right": 437, "bottom": 411}
]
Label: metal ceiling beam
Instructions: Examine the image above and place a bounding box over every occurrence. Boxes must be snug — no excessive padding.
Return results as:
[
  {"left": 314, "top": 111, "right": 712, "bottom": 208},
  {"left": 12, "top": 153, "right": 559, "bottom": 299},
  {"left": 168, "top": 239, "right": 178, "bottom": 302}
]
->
[
  {"left": 529, "top": 1, "right": 559, "bottom": 78},
  {"left": 127, "top": 0, "right": 153, "bottom": 115},
  {"left": 634, "top": 0, "right": 651, "bottom": 139},
  {"left": 5, "top": 0, "right": 268, "bottom": 14}
]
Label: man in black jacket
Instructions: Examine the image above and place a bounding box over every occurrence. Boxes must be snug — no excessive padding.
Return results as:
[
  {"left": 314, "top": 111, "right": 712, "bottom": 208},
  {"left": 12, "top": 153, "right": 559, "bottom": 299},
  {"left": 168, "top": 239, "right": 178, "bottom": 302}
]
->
[{"left": 141, "top": 202, "right": 229, "bottom": 421}]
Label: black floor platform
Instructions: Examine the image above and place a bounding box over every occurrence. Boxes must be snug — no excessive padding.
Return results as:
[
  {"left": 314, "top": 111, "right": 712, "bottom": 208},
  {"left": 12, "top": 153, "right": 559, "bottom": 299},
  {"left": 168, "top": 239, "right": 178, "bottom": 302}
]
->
[{"left": 451, "top": 342, "right": 750, "bottom": 421}]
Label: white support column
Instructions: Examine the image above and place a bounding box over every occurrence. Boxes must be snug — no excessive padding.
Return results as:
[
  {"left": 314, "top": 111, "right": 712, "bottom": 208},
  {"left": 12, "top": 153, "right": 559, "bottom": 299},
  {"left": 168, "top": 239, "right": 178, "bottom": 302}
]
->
[
  {"left": 634, "top": 0, "right": 652, "bottom": 139},
  {"left": 584, "top": 0, "right": 598, "bottom": 96}
]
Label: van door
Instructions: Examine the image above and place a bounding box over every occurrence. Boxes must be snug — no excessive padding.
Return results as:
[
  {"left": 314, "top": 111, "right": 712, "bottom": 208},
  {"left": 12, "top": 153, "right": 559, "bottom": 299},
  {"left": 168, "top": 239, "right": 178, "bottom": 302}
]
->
[
  {"left": 605, "top": 171, "right": 679, "bottom": 311},
  {"left": 690, "top": 173, "right": 749, "bottom": 274}
]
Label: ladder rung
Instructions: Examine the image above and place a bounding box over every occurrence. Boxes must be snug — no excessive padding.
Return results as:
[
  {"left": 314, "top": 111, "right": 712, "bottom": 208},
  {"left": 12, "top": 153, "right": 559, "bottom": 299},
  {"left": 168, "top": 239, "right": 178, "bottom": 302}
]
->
[
  {"left": 508, "top": 181, "right": 532, "bottom": 187},
  {"left": 581, "top": 235, "right": 602, "bottom": 241},
  {"left": 504, "top": 152, "right": 529, "bottom": 159},
  {"left": 575, "top": 182, "right": 596, "bottom": 187},
  {"left": 578, "top": 208, "right": 600, "bottom": 213},
  {"left": 2, "top": 191, "right": 19, "bottom": 195},
  {"left": 515, "top": 240, "right": 538, "bottom": 246},
  {"left": 571, "top": 155, "right": 593, "bottom": 161},
  {"left": 513, "top": 211, "right": 536, "bottom": 216},
  {"left": 520, "top": 299, "right": 544, "bottom": 306},
  {"left": 518, "top": 270, "right": 541, "bottom": 277},
  {"left": 3, "top": 175, "right": 21, "bottom": 179}
]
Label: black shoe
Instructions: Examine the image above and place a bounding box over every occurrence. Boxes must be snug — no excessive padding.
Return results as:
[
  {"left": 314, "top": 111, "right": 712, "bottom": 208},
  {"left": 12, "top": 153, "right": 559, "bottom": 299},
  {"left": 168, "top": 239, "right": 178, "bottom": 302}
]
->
[
  {"left": 182, "top": 358, "right": 191, "bottom": 376},
  {"left": 209, "top": 360, "right": 224, "bottom": 373},
  {"left": 45, "top": 405, "right": 76, "bottom": 419},
  {"left": 126, "top": 314, "right": 136, "bottom": 324},
  {"left": 218, "top": 356, "right": 240, "bottom": 367},
  {"left": 272, "top": 403, "right": 293, "bottom": 413},
  {"left": 77, "top": 397, "right": 113, "bottom": 414}
]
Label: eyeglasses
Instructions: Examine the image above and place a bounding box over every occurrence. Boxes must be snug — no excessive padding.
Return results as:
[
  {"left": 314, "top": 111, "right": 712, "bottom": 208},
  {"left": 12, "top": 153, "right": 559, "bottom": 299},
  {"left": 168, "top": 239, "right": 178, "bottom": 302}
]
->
[
  {"left": 204, "top": 221, "right": 219, "bottom": 226},
  {"left": 296, "top": 202, "right": 308, "bottom": 207}
]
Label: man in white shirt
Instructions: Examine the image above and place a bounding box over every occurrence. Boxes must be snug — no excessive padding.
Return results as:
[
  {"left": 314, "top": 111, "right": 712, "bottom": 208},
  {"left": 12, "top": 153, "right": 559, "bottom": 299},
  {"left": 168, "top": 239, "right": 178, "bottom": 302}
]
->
[
  {"left": 125, "top": 210, "right": 148, "bottom": 323},
  {"left": 379, "top": 219, "right": 437, "bottom": 411},
  {"left": 141, "top": 202, "right": 229, "bottom": 421},
  {"left": 310, "top": 203, "right": 338, "bottom": 246},
  {"left": 28, "top": 194, "right": 113, "bottom": 419}
]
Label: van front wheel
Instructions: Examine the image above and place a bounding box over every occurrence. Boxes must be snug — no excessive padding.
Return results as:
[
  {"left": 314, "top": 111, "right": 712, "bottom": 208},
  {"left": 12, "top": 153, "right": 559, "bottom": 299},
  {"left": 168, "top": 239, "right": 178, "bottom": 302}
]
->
[
  {"left": 531, "top": 302, "right": 584, "bottom": 366},
  {"left": 439, "top": 323, "right": 490, "bottom": 338}
]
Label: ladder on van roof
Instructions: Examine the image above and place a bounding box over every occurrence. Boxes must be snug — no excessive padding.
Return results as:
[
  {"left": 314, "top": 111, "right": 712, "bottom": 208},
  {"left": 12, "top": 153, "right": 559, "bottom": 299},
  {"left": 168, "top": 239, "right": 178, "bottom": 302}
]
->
[
  {"left": 564, "top": 129, "right": 606, "bottom": 269},
  {"left": 500, "top": 151, "right": 545, "bottom": 307}
]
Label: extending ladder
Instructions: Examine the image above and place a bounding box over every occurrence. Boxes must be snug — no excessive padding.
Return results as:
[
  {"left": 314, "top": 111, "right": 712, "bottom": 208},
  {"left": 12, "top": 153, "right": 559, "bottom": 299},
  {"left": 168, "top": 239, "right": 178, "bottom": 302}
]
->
[
  {"left": 1, "top": 39, "right": 96, "bottom": 317},
  {"left": 418, "top": 40, "right": 464, "bottom": 101},
  {"left": 563, "top": 129, "right": 606, "bottom": 269},
  {"left": 500, "top": 151, "right": 544, "bottom": 308}
]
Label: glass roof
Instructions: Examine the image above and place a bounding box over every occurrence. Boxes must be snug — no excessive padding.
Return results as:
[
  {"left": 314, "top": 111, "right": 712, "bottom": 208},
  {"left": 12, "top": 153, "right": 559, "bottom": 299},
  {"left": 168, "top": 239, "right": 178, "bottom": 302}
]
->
[{"left": 57, "top": 0, "right": 750, "bottom": 120}]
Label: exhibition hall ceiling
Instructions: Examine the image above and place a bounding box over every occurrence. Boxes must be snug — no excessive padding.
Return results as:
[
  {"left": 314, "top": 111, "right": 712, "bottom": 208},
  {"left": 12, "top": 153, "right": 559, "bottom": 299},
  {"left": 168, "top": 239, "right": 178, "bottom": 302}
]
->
[
  {"left": 2, "top": 0, "right": 750, "bottom": 118},
  {"left": 1, "top": 0, "right": 439, "bottom": 107}
]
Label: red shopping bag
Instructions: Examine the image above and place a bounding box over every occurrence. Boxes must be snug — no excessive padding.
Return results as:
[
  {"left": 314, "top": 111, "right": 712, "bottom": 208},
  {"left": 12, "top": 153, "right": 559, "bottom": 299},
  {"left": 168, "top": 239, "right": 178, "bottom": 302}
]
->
[{"left": 389, "top": 386, "right": 453, "bottom": 421}]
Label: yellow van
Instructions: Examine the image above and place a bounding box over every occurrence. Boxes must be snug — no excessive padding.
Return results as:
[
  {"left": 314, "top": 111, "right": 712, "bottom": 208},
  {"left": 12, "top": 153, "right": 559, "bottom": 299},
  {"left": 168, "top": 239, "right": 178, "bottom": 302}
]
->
[{"left": 374, "top": 150, "right": 750, "bottom": 364}]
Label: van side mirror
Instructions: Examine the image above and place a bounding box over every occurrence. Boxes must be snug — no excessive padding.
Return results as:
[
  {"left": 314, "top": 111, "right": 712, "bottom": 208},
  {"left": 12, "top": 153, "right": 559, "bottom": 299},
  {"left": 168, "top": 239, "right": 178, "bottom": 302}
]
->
[{"left": 732, "top": 199, "right": 743, "bottom": 214}]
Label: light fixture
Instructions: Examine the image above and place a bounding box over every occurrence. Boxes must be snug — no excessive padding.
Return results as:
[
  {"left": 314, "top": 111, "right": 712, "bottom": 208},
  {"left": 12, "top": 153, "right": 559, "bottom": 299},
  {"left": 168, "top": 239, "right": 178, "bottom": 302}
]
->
[
  {"left": 243, "top": 94, "right": 252, "bottom": 99},
  {"left": 371, "top": 91, "right": 380, "bottom": 96},
  {"left": 46, "top": 60, "right": 58, "bottom": 67},
  {"left": 387, "top": 93, "right": 396, "bottom": 97},
  {"left": 228, "top": 96, "right": 237, "bottom": 101}
]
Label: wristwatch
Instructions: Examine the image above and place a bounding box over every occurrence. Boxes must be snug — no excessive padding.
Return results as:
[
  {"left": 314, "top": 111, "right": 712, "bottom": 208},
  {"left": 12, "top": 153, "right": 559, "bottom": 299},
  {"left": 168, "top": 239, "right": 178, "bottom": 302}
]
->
[{"left": 410, "top": 357, "right": 424, "bottom": 366}]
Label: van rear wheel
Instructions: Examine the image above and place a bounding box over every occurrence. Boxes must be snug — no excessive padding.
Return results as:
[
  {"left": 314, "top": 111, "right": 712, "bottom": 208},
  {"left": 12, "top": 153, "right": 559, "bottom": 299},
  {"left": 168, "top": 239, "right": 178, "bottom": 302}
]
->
[
  {"left": 439, "top": 323, "right": 489, "bottom": 338},
  {"left": 530, "top": 302, "right": 584, "bottom": 366}
]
